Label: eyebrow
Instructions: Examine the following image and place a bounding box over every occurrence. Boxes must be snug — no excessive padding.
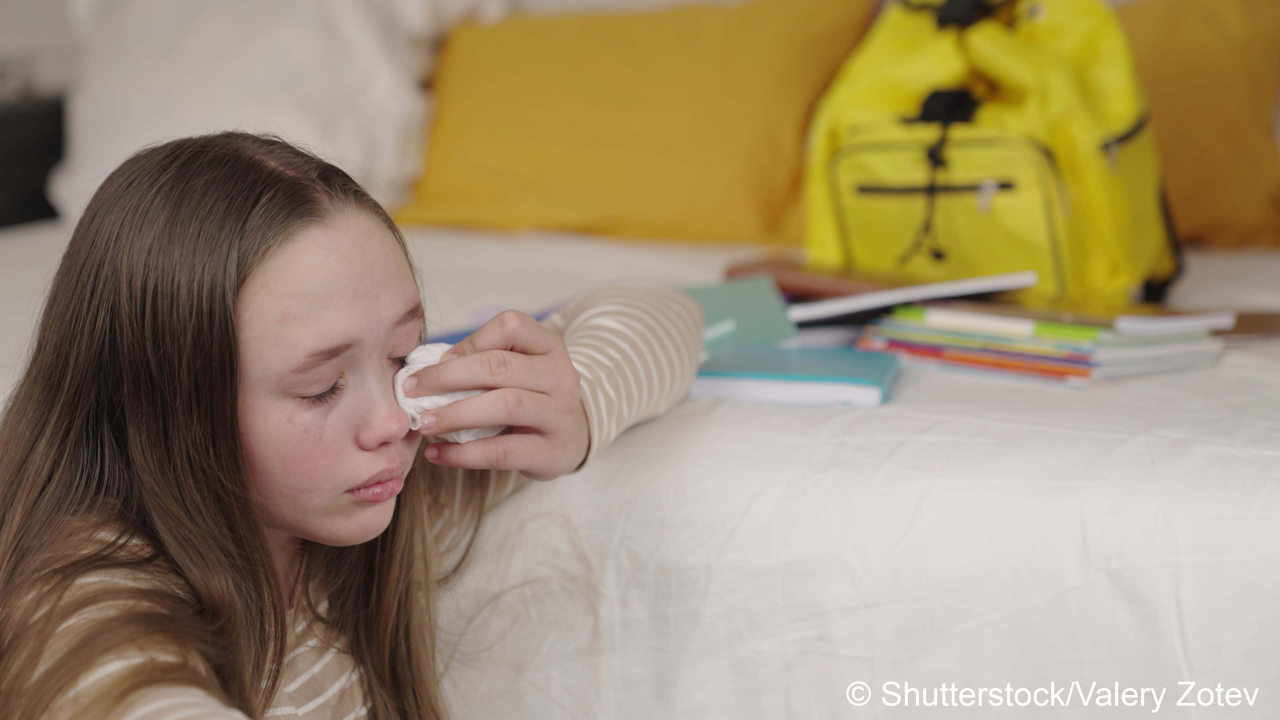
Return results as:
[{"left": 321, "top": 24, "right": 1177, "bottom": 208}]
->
[{"left": 288, "top": 302, "right": 423, "bottom": 375}]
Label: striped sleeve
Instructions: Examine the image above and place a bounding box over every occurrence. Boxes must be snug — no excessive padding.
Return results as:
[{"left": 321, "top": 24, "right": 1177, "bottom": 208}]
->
[
  {"left": 539, "top": 283, "right": 705, "bottom": 471},
  {"left": 37, "top": 573, "right": 250, "bottom": 720},
  {"left": 429, "top": 284, "right": 704, "bottom": 557},
  {"left": 49, "top": 659, "right": 248, "bottom": 720},
  {"left": 105, "top": 686, "right": 250, "bottom": 720}
]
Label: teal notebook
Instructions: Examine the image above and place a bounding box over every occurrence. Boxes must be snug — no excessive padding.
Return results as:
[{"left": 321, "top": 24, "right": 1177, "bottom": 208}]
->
[
  {"left": 679, "top": 276, "right": 797, "bottom": 358},
  {"left": 691, "top": 347, "right": 900, "bottom": 408}
]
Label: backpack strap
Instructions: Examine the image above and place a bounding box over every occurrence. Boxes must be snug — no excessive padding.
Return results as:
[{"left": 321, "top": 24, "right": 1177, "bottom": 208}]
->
[
  {"left": 897, "top": 90, "right": 982, "bottom": 267},
  {"left": 1141, "top": 189, "right": 1185, "bottom": 303}
]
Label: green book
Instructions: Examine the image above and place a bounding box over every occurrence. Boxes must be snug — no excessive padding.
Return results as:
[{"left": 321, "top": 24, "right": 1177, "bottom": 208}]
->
[
  {"left": 692, "top": 347, "right": 900, "bottom": 407},
  {"left": 679, "top": 276, "right": 797, "bottom": 358}
]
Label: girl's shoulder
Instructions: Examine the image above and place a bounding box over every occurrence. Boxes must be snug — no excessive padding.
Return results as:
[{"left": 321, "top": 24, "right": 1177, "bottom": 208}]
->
[
  {"left": 22, "top": 521, "right": 235, "bottom": 719},
  {"left": 30, "top": 519, "right": 201, "bottom": 657},
  {"left": 26, "top": 517, "right": 187, "bottom": 602}
]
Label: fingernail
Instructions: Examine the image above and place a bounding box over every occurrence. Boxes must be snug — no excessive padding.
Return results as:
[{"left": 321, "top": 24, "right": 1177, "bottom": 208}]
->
[
  {"left": 403, "top": 376, "right": 418, "bottom": 395},
  {"left": 426, "top": 445, "right": 440, "bottom": 460},
  {"left": 419, "top": 413, "right": 436, "bottom": 430},
  {"left": 440, "top": 349, "right": 458, "bottom": 361}
]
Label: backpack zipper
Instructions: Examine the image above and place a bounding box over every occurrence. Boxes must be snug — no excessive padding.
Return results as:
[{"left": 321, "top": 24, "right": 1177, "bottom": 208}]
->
[
  {"left": 856, "top": 181, "right": 1015, "bottom": 194},
  {"left": 831, "top": 135, "right": 1069, "bottom": 297},
  {"left": 858, "top": 180, "right": 1015, "bottom": 216}
]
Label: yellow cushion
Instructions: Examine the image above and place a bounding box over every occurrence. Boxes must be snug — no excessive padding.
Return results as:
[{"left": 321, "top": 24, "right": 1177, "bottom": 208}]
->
[
  {"left": 1116, "top": 0, "right": 1280, "bottom": 247},
  {"left": 395, "top": 0, "right": 877, "bottom": 246}
]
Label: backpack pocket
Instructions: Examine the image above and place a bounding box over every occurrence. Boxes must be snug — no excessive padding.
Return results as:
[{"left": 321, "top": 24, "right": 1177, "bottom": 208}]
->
[{"left": 829, "top": 126, "right": 1071, "bottom": 300}]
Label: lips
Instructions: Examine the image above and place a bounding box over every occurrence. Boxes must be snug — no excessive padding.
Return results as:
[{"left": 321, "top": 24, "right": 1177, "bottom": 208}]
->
[{"left": 351, "top": 463, "right": 407, "bottom": 492}]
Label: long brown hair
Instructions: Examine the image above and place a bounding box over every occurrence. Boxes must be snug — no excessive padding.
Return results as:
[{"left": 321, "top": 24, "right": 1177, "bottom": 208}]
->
[{"left": 0, "top": 132, "right": 483, "bottom": 719}]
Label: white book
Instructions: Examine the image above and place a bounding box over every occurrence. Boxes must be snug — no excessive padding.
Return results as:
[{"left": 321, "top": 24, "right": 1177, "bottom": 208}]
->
[{"left": 785, "top": 271, "right": 1040, "bottom": 324}]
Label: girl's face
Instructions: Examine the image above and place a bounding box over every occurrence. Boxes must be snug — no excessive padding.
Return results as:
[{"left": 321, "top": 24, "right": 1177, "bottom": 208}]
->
[{"left": 236, "top": 209, "right": 423, "bottom": 555}]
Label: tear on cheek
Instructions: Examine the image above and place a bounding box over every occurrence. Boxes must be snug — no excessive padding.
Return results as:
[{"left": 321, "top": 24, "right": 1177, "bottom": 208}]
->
[{"left": 286, "top": 410, "right": 330, "bottom": 442}]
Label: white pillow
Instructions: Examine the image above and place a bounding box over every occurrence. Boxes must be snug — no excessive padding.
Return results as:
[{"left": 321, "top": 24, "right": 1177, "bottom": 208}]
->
[{"left": 49, "top": 0, "right": 461, "bottom": 221}]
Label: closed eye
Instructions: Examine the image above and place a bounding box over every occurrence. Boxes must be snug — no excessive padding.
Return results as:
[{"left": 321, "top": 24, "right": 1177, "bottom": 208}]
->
[
  {"left": 305, "top": 380, "right": 343, "bottom": 405},
  {"left": 303, "top": 357, "right": 409, "bottom": 406}
]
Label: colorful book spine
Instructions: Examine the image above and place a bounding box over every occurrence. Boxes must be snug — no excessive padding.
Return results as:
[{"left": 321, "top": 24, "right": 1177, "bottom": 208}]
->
[
  {"left": 857, "top": 336, "right": 1092, "bottom": 381},
  {"left": 891, "top": 306, "right": 1103, "bottom": 342}
]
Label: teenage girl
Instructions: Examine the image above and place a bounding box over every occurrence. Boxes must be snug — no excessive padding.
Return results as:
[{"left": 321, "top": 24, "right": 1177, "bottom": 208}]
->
[{"left": 0, "top": 132, "right": 703, "bottom": 719}]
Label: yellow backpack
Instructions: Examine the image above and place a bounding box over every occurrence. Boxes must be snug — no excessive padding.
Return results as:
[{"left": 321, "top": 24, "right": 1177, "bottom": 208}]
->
[{"left": 803, "top": 0, "right": 1181, "bottom": 307}]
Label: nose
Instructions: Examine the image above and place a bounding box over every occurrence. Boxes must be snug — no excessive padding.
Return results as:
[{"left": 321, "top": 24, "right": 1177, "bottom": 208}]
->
[{"left": 356, "top": 371, "right": 413, "bottom": 450}]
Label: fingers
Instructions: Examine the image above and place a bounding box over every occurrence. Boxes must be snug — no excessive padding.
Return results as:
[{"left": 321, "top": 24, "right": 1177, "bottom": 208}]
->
[
  {"left": 418, "top": 388, "right": 559, "bottom": 438},
  {"left": 426, "top": 433, "right": 556, "bottom": 480},
  {"left": 406, "top": 310, "right": 567, "bottom": 398},
  {"left": 406, "top": 349, "right": 561, "bottom": 397},
  {"left": 449, "top": 310, "right": 562, "bottom": 358}
]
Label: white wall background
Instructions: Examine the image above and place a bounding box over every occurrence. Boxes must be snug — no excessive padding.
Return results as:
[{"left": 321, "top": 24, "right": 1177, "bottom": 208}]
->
[{"left": 0, "top": 0, "right": 76, "bottom": 95}]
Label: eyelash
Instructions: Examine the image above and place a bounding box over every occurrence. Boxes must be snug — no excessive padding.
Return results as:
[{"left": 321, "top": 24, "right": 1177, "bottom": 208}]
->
[
  {"left": 305, "top": 380, "right": 344, "bottom": 405},
  {"left": 303, "top": 356, "right": 410, "bottom": 406}
]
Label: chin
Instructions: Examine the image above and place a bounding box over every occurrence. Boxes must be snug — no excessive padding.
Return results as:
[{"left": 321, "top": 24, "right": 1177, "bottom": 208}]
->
[{"left": 308, "top": 501, "right": 397, "bottom": 547}]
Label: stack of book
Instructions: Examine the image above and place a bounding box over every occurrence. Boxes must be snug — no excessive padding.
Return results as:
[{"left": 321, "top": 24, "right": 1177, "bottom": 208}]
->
[
  {"left": 674, "top": 266, "right": 1044, "bottom": 406},
  {"left": 674, "top": 264, "right": 1061, "bottom": 406},
  {"left": 679, "top": 275, "right": 901, "bottom": 407},
  {"left": 434, "top": 256, "right": 1255, "bottom": 404},
  {"left": 856, "top": 301, "right": 1237, "bottom": 386}
]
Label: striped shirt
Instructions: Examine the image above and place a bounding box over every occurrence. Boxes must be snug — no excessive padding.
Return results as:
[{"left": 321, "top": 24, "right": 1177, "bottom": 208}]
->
[{"left": 43, "top": 283, "right": 704, "bottom": 720}]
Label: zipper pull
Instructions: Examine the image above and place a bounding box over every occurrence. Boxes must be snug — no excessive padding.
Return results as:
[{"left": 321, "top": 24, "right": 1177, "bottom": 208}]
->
[{"left": 977, "top": 178, "right": 999, "bottom": 213}]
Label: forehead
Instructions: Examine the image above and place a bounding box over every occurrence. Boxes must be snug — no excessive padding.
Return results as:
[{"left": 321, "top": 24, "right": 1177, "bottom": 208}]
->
[{"left": 237, "top": 210, "right": 419, "bottom": 359}]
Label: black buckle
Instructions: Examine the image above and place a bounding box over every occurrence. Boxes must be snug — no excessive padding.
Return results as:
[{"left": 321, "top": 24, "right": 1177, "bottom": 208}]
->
[
  {"left": 937, "top": 0, "right": 990, "bottom": 27},
  {"left": 918, "top": 89, "right": 979, "bottom": 124}
]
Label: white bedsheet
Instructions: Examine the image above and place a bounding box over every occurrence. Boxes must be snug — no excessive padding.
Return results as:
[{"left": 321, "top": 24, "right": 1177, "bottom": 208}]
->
[
  {"left": 414, "top": 238, "right": 1280, "bottom": 719},
  {"left": 3, "top": 220, "right": 1279, "bottom": 718}
]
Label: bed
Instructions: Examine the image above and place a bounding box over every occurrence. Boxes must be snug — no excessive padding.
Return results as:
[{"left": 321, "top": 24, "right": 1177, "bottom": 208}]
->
[{"left": 4, "top": 218, "right": 1278, "bottom": 719}]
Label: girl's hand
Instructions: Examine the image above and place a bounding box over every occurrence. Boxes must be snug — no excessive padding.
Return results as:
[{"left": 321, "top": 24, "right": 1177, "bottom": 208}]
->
[{"left": 402, "top": 310, "right": 589, "bottom": 482}]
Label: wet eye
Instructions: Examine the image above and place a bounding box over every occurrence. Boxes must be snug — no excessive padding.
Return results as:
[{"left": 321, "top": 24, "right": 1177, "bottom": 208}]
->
[
  {"left": 391, "top": 356, "right": 409, "bottom": 369},
  {"left": 305, "top": 379, "right": 344, "bottom": 405}
]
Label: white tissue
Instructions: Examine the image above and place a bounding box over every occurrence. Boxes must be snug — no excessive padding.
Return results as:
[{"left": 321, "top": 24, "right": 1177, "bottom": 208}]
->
[{"left": 393, "top": 343, "right": 506, "bottom": 444}]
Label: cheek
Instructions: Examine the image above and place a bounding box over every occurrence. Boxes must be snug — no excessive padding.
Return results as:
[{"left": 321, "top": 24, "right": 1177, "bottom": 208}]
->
[{"left": 238, "top": 396, "right": 343, "bottom": 523}]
